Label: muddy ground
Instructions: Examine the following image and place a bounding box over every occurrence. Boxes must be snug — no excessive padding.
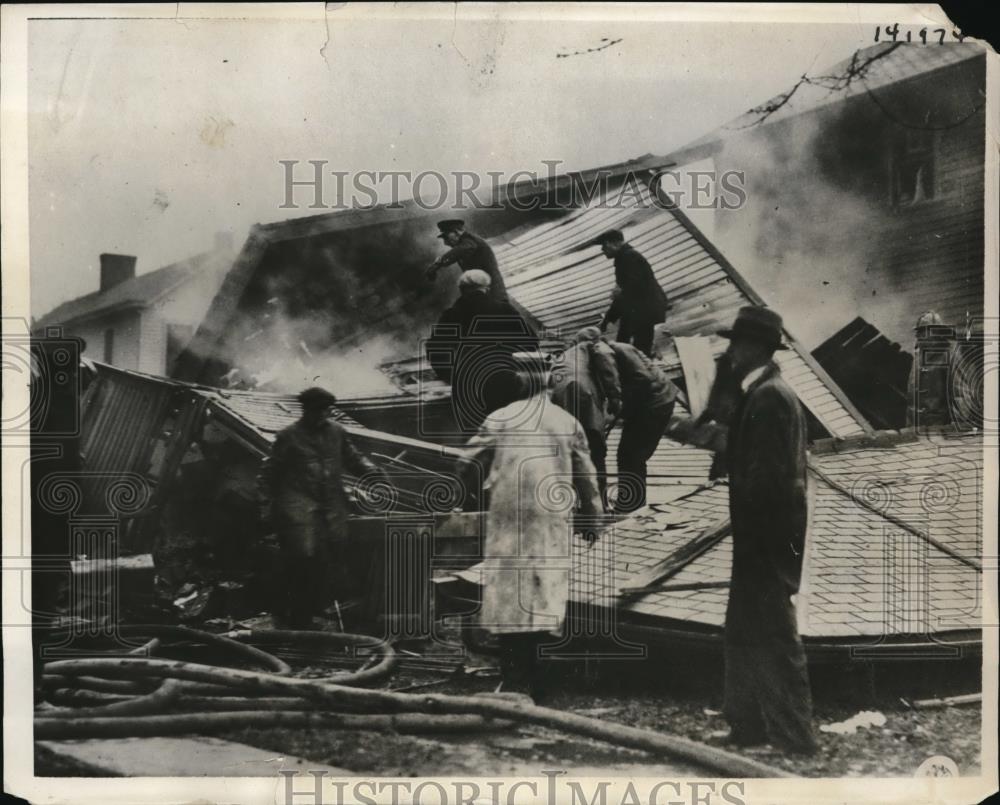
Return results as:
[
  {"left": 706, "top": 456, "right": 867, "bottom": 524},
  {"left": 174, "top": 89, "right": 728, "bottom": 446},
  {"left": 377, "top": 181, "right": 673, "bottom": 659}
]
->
[
  {"left": 218, "top": 635, "right": 983, "bottom": 778},
  {"left": 33, "top": 621, "right": 983, "bottom": 779}
]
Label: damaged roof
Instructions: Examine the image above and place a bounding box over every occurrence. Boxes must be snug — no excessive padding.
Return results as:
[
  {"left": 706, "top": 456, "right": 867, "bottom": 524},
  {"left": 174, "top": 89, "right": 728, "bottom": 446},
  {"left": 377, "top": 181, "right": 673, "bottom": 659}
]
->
[
  {"left": 489, "top": 192, "right": 872, "bottom": 439},
  {"left": 453, "top": 428, "right": 982, "bottom": 648}
]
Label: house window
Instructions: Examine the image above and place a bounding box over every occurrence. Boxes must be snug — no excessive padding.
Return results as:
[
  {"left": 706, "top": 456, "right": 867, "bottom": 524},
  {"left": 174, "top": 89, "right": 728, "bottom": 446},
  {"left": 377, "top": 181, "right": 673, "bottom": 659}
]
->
[
  {"left": 103, "top": 328, "right": 115, "bottom": 363},
  {"left": 891, "top": 129, "right": 935, "bottom": 207}
]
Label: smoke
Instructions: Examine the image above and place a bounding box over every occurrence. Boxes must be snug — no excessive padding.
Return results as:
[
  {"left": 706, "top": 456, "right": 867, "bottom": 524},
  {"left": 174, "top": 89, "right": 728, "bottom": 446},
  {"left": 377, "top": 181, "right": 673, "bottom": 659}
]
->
[
  {"left": 218, "top": 218, "right": 457, "bottom": 395},
  {"left": 709, "top": 109, "right": 915, "bottom": 350}
]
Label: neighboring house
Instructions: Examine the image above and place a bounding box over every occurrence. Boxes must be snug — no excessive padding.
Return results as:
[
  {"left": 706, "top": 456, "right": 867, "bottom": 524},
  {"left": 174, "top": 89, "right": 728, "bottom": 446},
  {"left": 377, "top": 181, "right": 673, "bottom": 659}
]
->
[
  {"left": 660, "top": 42, "right": 987, "bottom": 349},
  {"left": 33, "top": 242, "right": 235, "bottom": 376}
]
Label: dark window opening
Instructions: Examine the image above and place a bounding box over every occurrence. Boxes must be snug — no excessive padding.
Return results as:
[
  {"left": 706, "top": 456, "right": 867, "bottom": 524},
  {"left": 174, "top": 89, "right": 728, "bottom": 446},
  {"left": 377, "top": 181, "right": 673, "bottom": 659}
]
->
[{"left": 891, "top": 129, "right": 935, "bottom": 207}]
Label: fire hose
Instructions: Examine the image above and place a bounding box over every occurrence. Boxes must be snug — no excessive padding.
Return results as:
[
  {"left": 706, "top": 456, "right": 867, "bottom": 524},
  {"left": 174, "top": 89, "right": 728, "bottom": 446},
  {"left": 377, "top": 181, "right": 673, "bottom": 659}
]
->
[{"left": 35, "top": 624, "right": 789, "bottom": 778}]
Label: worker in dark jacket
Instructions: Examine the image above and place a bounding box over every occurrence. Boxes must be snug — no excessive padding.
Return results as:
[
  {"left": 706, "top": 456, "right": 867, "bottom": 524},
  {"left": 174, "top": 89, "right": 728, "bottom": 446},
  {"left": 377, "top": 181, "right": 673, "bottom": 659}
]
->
[
  {"left": 577, "top": 326, "right": 678, "bottom": 513},
  {"left": 550, "top": 333, "right": 611, "bottom": 510},
  {"left": 718, "top": 306, "right": 818, "bottom": 756},
  {"left": 427, "top": 219, "right": 508, "bottom": 303},
  {"left": 594, "top": 229, "right": 669, "bottom": 357},
  {"left": 427, "top": 270, "right": 538, "bottom": 435},
  {"left": 261, "top": 387, "right": 385, "bottom": 627}
]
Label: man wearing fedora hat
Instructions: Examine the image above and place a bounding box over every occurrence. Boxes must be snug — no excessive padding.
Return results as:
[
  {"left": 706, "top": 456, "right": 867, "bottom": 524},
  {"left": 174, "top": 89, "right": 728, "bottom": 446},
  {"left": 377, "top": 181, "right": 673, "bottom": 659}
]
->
[
  {"left": 717, "top": 306, "right": 818, "bottom": 755},
  {"left": 427, "top": 219, "right": 509, "bottom": 303},
  {"left": 593, "top": 229, "right": 670, "bottom": 358}
]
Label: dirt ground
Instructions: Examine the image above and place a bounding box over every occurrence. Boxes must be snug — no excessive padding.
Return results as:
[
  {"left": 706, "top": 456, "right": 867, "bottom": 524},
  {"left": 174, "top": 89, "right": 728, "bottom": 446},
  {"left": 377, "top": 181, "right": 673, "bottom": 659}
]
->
[
  {"left": 219, "top": 640, "right": 984, "bottom": 778},
  {"left": 33, "top": 620, "right": 983, "bottom": 779}
]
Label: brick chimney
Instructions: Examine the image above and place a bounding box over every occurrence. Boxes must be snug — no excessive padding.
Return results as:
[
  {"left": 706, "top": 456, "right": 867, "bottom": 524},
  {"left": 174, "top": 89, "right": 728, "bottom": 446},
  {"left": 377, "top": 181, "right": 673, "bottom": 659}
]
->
[
  {"left": 907, "top": 311, "right": 956, "bottom": 428},
  {"left": 99, "top": 254, "right": 137, "bottom": 291}
]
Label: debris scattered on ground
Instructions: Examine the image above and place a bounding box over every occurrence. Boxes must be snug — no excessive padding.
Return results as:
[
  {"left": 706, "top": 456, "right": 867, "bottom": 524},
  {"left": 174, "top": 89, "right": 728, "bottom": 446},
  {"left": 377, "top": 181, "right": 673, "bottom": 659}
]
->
[{"left": 820, "top": 710, "right": 887, "bottom": 735}]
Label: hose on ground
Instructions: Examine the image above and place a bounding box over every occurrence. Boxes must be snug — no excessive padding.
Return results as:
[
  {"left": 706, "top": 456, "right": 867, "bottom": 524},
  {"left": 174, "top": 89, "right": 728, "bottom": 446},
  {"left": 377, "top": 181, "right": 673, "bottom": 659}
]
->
[{"left": 38, "top": 638, "right": 790, "bottom": 778}]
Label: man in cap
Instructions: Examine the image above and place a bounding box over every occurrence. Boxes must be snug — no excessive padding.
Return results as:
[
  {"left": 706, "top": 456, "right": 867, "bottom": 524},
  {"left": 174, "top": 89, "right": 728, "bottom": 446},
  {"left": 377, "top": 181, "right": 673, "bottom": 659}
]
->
[
  {"left": 464, "top": 352, "right": 603, "bottom": 701},
  {"left": 576, "top": 326, "right": 679, "bottom": 514},
  {"left": 426, "top": 270, "right": 538, "bottom": 436},
  {"left": 716, "top": 306, "right": 818, "bottom": 755},
  {"left": 427, "top": 219, "right": 509, "bottom": 303},
  {"left": 261, "top": 386, "right": 387, "bottom": 627},
  {"left": 594, "top": 229, "right": 670, "bottom": 357}
]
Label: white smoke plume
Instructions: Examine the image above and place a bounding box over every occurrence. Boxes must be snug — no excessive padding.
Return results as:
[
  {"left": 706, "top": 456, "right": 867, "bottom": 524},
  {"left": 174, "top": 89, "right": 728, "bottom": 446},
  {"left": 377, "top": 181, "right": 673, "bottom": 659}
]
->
[{"left": 709, "top": 111, "right": 916, "bottom": 350}]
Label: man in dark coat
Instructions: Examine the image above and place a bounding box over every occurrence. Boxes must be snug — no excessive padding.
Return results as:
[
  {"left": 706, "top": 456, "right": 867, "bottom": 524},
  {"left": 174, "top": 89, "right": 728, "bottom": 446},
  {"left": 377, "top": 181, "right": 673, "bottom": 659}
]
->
[
  {"left": 718, "top": 306, "right": 818, "bottom": 755},
  {"left": 595, "top": 229, "right": 669, "bottom": 357},
  {"left": 427, "top": 219, "right": 508, "bottom": 303},
  {"left": 261, "top": 387, "right": 385, "bottom": 626},
  {"left": 577, "top": 326, "right": 679, "bottom": 514},
  {"left": 549, "top": 331, "right": 612, "bottom": 510},
  {"left": 426, "top": 270, "right": 538, "bottom": 435}
]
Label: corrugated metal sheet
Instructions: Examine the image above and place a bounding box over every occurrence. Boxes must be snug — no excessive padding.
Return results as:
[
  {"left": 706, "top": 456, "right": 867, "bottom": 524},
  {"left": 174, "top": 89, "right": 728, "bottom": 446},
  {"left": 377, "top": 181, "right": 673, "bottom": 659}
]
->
[
  {"left": 491, "top": 194, "right": 871, "bottom": 438},
  {"left": 78, "top": 364, "right": 208, "bottom": 550}
]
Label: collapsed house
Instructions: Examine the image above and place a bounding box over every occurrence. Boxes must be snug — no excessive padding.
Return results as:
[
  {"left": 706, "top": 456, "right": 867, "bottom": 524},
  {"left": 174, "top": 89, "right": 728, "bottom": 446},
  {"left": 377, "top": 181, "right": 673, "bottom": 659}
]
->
[
  {"left": 58, "top": 166, "right": 983, "bottom": 662},
  {"left": 62, "top": 44, "right": 984, "bottom": 658}
]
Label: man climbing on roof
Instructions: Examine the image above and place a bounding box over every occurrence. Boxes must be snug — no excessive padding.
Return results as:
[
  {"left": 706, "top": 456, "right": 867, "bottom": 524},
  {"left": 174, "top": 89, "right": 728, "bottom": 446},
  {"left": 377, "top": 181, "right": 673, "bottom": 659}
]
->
[
  {"left": 594, "top": 228, "right": 670, "bottom": 358},
  {"left": 575, "top": 326, "right": 679, "bottom": 514},
  {"left": 549, "top": 330, "right": 613, "bottom": 511},
  {"left": 260, "top": 387, "right": 388, "bottom": 628},
  {"left": 716, "top": 306, "right": 818, "bottom": 756},
  {"left": 426, "top": 219, "right": 509, "bottom": 303},
  {"left": 426, "top": 270, "right": 538, "bottom": 436}
]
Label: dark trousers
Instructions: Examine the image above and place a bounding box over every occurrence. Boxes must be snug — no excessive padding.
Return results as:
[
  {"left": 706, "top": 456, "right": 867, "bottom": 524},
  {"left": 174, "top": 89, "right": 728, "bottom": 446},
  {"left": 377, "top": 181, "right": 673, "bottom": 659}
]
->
[
  {"left": 278, "top": 533, "right": 347, "bottom": 628},
  {"left": 616, "top": 317, "right": 658, "bottom": 357},
  {"left": 497, "top": 632, "right": 550, "bottom": 700},
  {"left": 584, "top": 428, "right": 609, "bottom": 511},
  {"left": 615, "top": 403, "right": 673, "bottom": 513},
  {"left": 723, "top": 564, "right": 818, "bottom": 754}
]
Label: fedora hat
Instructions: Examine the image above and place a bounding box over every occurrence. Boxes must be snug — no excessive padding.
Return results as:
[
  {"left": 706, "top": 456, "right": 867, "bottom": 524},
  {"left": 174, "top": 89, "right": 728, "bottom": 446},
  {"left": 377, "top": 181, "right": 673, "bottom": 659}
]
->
[{"left": 719, "top": 306, "right": 789, "bottom": 350}]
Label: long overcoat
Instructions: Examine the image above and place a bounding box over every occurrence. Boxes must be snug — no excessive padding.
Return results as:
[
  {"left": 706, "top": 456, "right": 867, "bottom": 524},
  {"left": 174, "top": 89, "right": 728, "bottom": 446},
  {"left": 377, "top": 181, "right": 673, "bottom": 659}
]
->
[
  {"left": 723, "top": 361, "right": 816, "bottom": 751},
  {"left": 264, "top": 419, "right": 380, "bottom": 557},
  {"left": 725, "top": 361, "right": 808, "bottom": 601},
  {"left": 465, "top": 394, "right": 602, "bottom": 635}
]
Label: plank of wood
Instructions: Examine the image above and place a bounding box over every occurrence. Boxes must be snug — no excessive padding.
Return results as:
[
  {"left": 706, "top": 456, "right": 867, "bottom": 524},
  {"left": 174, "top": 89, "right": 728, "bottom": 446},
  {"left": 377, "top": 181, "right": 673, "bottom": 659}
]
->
[{"left": 618, "top": 519, "right": 731, "bottom": 596}]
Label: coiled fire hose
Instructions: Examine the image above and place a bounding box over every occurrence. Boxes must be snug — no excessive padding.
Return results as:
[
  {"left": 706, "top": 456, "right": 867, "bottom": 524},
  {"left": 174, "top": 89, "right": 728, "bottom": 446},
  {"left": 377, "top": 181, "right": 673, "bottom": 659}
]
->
[{"left": 35, "top": 624, "right": 789, "bottom": 778}]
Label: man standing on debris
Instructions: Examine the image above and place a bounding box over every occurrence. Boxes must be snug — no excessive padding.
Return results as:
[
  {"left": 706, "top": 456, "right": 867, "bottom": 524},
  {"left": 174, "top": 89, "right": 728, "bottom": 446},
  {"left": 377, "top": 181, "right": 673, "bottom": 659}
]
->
[
  {"left": 464, "top": 357, "right": 603, "bottom": 702},
  {"left": 426, "top": 219, "right": 509, "bottom": 303},
  {"left": 261, "top": 387, "right": 386, "bottom": 628},
  {"left": 426, "top": 270, "right": 538, "bottom": 435},
  {"left": 576, "top": 326, "right": 679, "bottom": 514},
  {"left": 549, "top": 330, "right": 612, "bottom": 510},
  {"left": 717, "top": 306, "right": 818, "bottom": 755},
  {"left": 594, "top": 229, "right": 669, "bottom": 357}
]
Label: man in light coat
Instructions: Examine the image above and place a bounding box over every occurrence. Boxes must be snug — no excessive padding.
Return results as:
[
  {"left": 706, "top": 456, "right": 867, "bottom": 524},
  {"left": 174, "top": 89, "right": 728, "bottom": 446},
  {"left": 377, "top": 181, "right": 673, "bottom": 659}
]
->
[
  {"left": 718, "top": 306, "right": 818, "bottom": 755},
  {"left": 464, "top": 360, "right": 603, "bottom": 701}
]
